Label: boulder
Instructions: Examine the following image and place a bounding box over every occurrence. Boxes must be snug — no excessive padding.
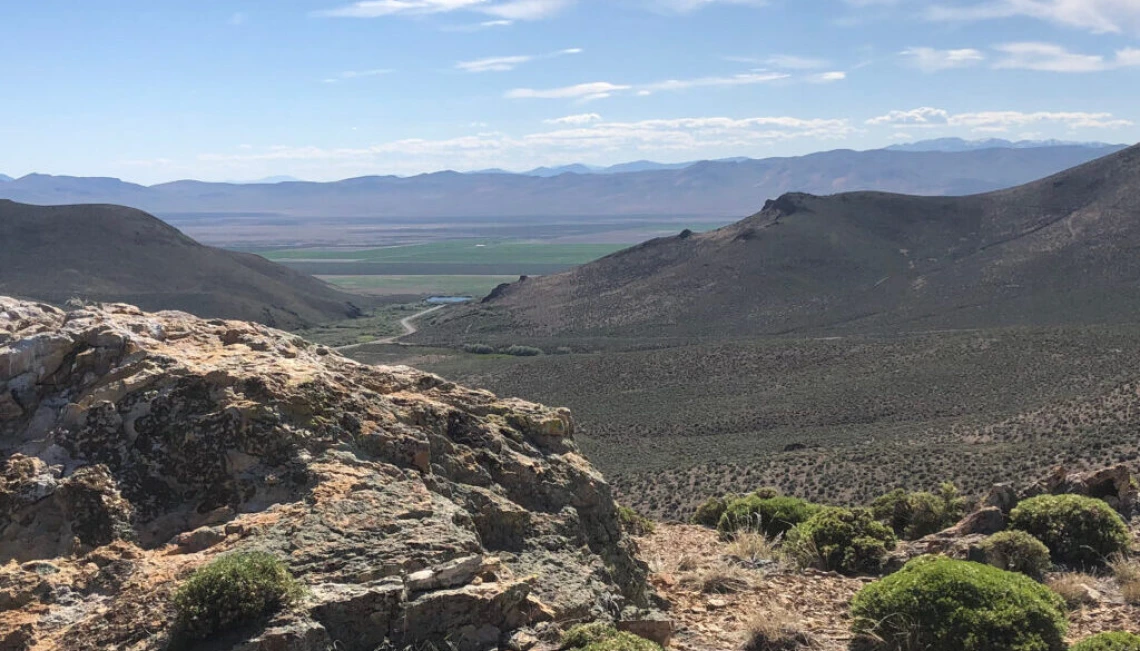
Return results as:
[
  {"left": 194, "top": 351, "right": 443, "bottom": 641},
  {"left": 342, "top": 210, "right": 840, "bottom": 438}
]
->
[
  {"left": 1023, "top": 464, "right": 1137, "bottom": 514},
  {"left": 0, "top": 297, "right": 654, "bottom": 650}
]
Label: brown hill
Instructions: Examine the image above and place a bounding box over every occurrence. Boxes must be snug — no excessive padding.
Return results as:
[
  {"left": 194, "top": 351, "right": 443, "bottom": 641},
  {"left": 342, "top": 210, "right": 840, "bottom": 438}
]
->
[
  {"left": 417, "top": 143, "right": 1140, "bottom": 344},
  {"left": 0, "top": 200, "right": 363, "bottom": 328}
]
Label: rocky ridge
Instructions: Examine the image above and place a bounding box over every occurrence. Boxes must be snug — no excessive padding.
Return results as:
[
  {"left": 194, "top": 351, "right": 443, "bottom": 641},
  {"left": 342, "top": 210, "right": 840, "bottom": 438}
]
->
[{"left": 0, "top": 297, "right": 651, "bottom": 650}]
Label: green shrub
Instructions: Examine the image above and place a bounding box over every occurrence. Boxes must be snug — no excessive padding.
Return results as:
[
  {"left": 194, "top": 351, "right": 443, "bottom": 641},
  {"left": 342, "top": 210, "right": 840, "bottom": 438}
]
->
[
  {"left": 617, "top": 506, "right": 655, "bottom": 536},
  {"left": 1070, "top": 632, "right": 1140, "bottom": 651},
  {"left": 784, "top": 507, "right": 896, "bottom": 574},
  {"left": 563, "top": 623, "right": 619, "bottom": 649},
  {"left": 462, "top": 343, "right": 495, "bottom": 354},
  {"left": 979, "top": 530, "right": 1052, "bottom": 579},
  {"left": 717, "top": 495, "right": 820, "bottom": 538},
  {"left": 562, "top": 623, "right": 662, "bottom": 651},
  {"left": 850, "top": 557, "right": 1067, "bottom": 651},
  {"left": 692, "top": 495, "right": 729, "bottom": 528},
  {"left": 505, "top": 345, "right": 543, "bottom": 357},
  {"left": 1009, "top": 494, "right": 1129, "bottom": 567},
  {"left": 173, "top": 552, "right": 303, "bottom": 640},
  {"left": 871, "top": 483, "right": 968, "bottom": 540},
  {"left": 752, "top": 487, "right": 782, "bottom": 499}
]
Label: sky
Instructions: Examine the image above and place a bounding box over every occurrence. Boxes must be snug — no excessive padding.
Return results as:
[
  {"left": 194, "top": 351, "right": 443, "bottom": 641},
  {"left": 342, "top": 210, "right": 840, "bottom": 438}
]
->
[{"left": 1, "top": 0, "right": 1138, "bottom": 184}]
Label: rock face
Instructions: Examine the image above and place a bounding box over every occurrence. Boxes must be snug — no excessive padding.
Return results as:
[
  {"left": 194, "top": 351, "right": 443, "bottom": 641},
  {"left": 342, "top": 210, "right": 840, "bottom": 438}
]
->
[
  {"left": 1023, "top": 464, "right": 1138, "bottom": 515},
  {"left": 0, "top": 298, "right": 648, "bottom": 650}
]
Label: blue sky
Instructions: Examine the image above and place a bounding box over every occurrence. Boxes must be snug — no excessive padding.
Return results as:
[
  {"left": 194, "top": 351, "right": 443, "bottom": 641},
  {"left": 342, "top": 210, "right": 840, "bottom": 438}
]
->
[{"left": 1, "top": 0, "right": 1138, "bottom": 183}]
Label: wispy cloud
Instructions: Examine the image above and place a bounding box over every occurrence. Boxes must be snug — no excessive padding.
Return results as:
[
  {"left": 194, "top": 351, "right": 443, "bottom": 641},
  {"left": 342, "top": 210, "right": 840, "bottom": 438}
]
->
[
  {"left": 900, "top": 47, "right": 986, "bottom": 72},
  {"left": 809, "top": 71, "right": 847, "bottom": 83},
  {"left": 442, "top": 18, "right": 514, "bottom": 31},
  {"left": 867, "top": 106, "right": 1133, "bottom": 132},
  {"left": 315, "top": 0, "right": 572, "bottom": 21},
  {"left": 725, "top": 54, "right": 830, "bottom": 69},
  {"left": 650, "top": 0, "right": 770, "bottom": 13},
  {"left": 456, "top": 47, "right": 581, "bottom": 73},
  {"left": 509, "top": 71, "right": 793, "bottom": 101},
  {"left": 544, "top": 113, "right": 603, "bottom": 125},
  {"left": 993, "top": 42, "right": 1140, "bottom": 72},
  {"left": 927, "top": 0, "right": 1140, "bottom": 35},
  {"left": 322, "top": 69, "right": 394, "bottom": 83}
]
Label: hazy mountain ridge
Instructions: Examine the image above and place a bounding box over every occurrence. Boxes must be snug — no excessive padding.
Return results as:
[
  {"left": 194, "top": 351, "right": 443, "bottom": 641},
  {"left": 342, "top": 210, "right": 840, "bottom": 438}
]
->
[
  {"left": 0, "top": 145, "right": 1125, "bottom": 220},
  {"left": 0, "top": 200, "right": 364, "bottom": 328}
]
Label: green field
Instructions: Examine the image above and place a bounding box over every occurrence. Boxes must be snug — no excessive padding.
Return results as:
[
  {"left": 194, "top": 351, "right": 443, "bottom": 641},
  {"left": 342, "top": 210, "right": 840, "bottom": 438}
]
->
[
  {"left": 319, "top": 275, "right": 517, "bottom": 297},
  {"left": 264, "top": 241, "right": 627, "bottom": 265}
]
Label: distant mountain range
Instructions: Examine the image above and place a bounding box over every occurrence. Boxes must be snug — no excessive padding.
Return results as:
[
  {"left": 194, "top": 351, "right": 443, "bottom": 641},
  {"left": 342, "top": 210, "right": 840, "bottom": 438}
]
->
[
  {"left": 417, "top": 143, "right": 1140, "bottom": 343},
  {"left": 0, "top": 200, "right": 364, "bottom": 328},
  {"left": 0, "top": 174, "right": 12, "bottom": 182},
  {"left": 0, "top": 143, "right": 1127, "bottom": 222}
]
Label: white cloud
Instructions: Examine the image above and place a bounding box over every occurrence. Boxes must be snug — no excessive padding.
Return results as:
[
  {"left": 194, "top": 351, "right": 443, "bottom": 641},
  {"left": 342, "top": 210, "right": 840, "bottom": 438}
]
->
[
  {"left": 442, "top": 18, "right": 514, "bottom": 31},
  {"left": 322, "top": 69, "right": 394, "bottom": 83},
  {"left": 506, "top": 82, "right": 632, "bottom": 100},
  {"left": 927, "top": 0, "right": 1140, "bottom": 35},
  {"left": 640, "top": 71, "right": 789, "bottom": 92},
  {"left": 651, "top": 0, "right": 770, "bottom": 12},
  {"left": 809, "top": 71, "right": 847, "bottom": 83},
  {"left": 867, "top": 106, "right": 1133, "bottom": 131},
  {"left": 726, "top": 54, "right": 830, "bottom": 69},
  {"left": 993, "top": 42, "right": 1140, "bottom": 72},
  {"left": 195, "top": 113, "right": 855, "bottom": 177},
  {"left": 316, "top": 0, "right": 571, "bottom": 21},
  {"left": 456, "top": 47, "right": 580, "bottom": 73},
  {"left": 900, "top": 47, "right": 986, "bottom": 72},
  {"left": 544, "top": 113, "right": 603, "bottom": 125}
]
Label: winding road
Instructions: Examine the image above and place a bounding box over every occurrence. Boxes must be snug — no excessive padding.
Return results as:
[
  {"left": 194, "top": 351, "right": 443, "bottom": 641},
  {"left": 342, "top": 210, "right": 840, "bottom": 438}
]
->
[{"left": 336, "top": 304, "right": 444, "bottom": 352}]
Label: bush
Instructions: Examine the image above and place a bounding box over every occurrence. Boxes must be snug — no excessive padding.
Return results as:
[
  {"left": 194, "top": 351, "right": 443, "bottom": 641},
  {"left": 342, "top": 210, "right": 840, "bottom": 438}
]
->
[
  {"left": 505, "top": 345, "right": 543, "bottom": 357},
  {"left": 1009, "top": 494, "right": 1129, "bottom": 567},
  {"left": 562, "top": 623, "right": 662, "bottom": 651},
  {"left": 692, "top": 495, "right": 729, "bottom": 527},
  {"left": 462, "top": 343, "right": 495, "bottom": 354},
  {"left": 717, "top": 495, "right": 820, "bottom": 538},
  {"left": 1070, "top": 633, "right": 1140, "bottom": 651},
  {"left": 784, "top": 507, "right": 897, "bottom": 574},
  {"left": 752, "top": 487, "right": 782, "bottom": 499},
  {"left": 979, "top": 530, "right": 1052, "bottom": 579},
  {"left": 871, "top": 483, "right": 968, "bottom": 540},
  {"left": 173, "top": 552, "right": 303, "bottom": 640},
  {"left": 617, "top": 505, "right": 655, "bottom": 536},
  {"left": 850, "top": 557, "right": 1067, "bottom": 651}
]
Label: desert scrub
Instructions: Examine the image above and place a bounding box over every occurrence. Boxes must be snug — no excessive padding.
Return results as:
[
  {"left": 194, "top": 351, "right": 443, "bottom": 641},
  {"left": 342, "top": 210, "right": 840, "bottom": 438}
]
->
[
  {"left": 717, "top": 495, "right": 820, "bottom": 538},
  {"left": 784, "top": 507, "right": 896, "bottom": 574},
  {"left": 462, "top": 343, "right": 495, "bottom": 354},
  {"left": 870, "top": 483, "right": 967, "bottom": 539},
  {"left": 504, "top": 345, "right": 543, "bottom": 357},
  {"left": 173, "top": 552, "right": 303, "bottom": 640},
  {"left": 1009, "top": 494, "right": 1129, "bottom": 567},
  {"left": 692, "top": 495, "right": 730, "bottom": 528},
  {"left": 1070, "top": 633, "right": 1140, "bottom": 651},
  {"left": 562, "top": 622, "right": 662, "bottom": 651},
  {"left": 850, "top": 557, "right": 1067, "bottom": 651},
  {"left": 979, "top": 530, "right": 1052, "bottom": 579},
  {"left": 617, "top": 505, "right": 655, "bottom": 535},
  {"left": 1109, "top": 554, "right": 1140, "bottom": 604},
  {"left": 743, "top": 602, "right": 817, "bottom": 651}
]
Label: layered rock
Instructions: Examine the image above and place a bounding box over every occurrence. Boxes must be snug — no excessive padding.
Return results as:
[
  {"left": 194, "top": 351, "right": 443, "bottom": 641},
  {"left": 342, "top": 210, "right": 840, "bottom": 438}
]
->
[{"left": 0, "top": 298, "right": 649, "bottom": 650}]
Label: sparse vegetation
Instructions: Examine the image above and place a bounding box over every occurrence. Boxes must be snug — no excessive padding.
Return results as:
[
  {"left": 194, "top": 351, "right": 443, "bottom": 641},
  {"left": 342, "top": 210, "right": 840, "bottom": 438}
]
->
[
  {"left": 743, "top": 603, "right": 817, "bottom": 650},
  {"left": 1109, "top": 555, "right": 1140, "bottom": 605},
  {"left": 692, "top": 495, "right": 731, "bottom": 527},
  {"left": 717, "top": 496, "right": 820, "bottom": 538},
  {"left": 680, "top": 562, "right": 752, "bottom": 594},
  {"left": 870, "top": 483, "right": 967, "bottom": 539},
  {"left": 504, "top": 345, "right": 543, "bottom": 357},
  {"left": 784, "top": 507, "right": 896, "bottom": 575},
  {"left": 979, "top": 530, "right": 1052, "bottom": 580},
  {"left": 1069, "top": 632, "right": 1140, "bottom": 651},
  {"left": 850, "top": 557, "right": 1067, "bottom": 651},
  {"left": 1045, "top": 573, "right": 1100, "bottom": 609},
  {"left": 1009, "top": 494, "right": 1129, "bottom": 567},
  {"left": 462, "top": 343, "right": 496, "bottom": 354},
  {"left": 173, "top": 552, "right": 303, "bottom": 640},
  {"left": 617, "top": 505, "right": 656, "bottom": 536}
]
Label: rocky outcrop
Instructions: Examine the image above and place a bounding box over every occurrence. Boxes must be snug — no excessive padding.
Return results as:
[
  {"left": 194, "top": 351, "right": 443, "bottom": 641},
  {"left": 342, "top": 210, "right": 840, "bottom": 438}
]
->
[
  {"left": 1023, "top": 464, "right": 1138, "bottom": 515},
  {"left": 0, "top": 298, "right": 649, "bottom": 650}
]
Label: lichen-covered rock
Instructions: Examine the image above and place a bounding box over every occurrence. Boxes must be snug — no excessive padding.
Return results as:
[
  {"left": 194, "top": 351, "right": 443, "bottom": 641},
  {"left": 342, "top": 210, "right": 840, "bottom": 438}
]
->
[
  {"left": 0, "top": 297, "right": 650, "bottom": 650},
  {"left": 1023, "top": 464, "right": 1138, "bottom": 515}
]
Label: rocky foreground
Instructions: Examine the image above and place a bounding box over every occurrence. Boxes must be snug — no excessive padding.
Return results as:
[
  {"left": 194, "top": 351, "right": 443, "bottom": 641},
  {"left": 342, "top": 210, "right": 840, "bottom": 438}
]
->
[{"left": 0, "top": 298, "right": 655, "bottom": 650}]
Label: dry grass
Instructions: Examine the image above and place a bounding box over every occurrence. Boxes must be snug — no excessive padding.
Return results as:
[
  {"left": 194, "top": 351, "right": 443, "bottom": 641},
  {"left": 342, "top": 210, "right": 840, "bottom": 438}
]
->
[
  {"left": 1109, "top": 554, "right": 1140, "bottom": 605},
  {"left": 727, "top": 531, "right": 782, "bottom": 564},
  {"left": 743, "top": 603, "right": 818, "bottom": 651},
  {"left": 1047, "top": 573, "right": 1101, "bottom": 609},
  {"left": 680, "top": 562, "right": 753, "bottom": 594}
]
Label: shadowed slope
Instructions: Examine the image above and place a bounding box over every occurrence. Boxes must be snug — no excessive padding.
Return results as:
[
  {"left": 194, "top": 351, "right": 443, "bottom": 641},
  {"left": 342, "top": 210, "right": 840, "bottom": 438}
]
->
[{"left": 0, "top": 200, "right": 363, "bottom": 328}]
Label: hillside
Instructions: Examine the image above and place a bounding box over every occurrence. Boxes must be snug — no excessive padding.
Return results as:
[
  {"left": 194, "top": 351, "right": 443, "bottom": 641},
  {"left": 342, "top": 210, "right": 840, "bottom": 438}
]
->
[
  {"left": 0, "top": 147, "right": 1122, "bottom": 225},
  {"left": 0, "top": 200, "right": 363, "bottom": 329},
  {"left": 416, "top": 143, "right": 1140, "bottom": 344}
]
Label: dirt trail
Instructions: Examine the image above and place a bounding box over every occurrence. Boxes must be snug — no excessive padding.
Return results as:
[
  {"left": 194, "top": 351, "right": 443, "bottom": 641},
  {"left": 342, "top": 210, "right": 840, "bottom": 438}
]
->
[{"left": 336, "top": 304, "right": 444, "bottom": 351}]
